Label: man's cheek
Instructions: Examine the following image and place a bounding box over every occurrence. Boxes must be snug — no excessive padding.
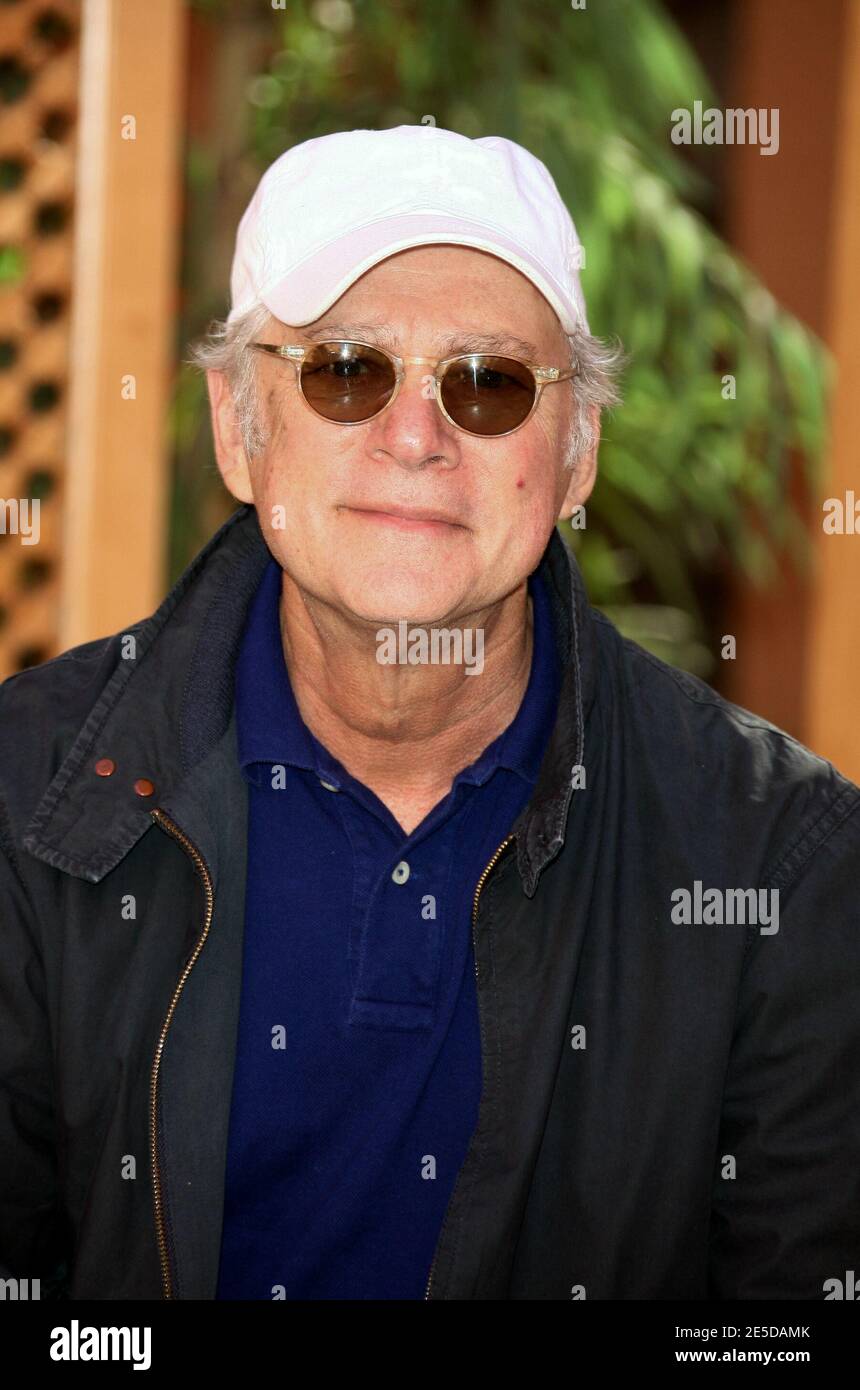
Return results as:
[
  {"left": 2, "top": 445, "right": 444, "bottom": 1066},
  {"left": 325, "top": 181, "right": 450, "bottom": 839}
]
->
[
  {"left": 510, "top": 464, "right": 558, "bottom": 522},
  {"left": 255, "top": 457, "right": 303, "bottom": 517}
]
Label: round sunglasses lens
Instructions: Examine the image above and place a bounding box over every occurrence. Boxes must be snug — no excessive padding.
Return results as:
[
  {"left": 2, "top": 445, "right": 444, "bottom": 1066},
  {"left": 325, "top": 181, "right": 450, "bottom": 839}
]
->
[
  {"left": 300, "top": 343, "right": 396, "bottom": 422},
  {"left": 440, "top": 355, "right": 536, "bottom": 435}
]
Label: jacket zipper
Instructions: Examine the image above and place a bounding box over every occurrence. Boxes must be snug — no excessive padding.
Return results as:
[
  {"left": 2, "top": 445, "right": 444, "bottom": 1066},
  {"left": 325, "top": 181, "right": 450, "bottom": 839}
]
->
[
  {"left": 424, "top": 830, "right": 517, "bottom": 1301},
  {"left": 148, "top": 807, "right": 216, "bottom": 1301}
]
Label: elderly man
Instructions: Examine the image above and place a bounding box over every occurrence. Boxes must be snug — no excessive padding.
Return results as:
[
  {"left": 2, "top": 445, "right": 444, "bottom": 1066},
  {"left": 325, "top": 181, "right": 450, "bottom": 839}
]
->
[{"left": 1, "top": 125, "right": 858, "bottom": 1303}]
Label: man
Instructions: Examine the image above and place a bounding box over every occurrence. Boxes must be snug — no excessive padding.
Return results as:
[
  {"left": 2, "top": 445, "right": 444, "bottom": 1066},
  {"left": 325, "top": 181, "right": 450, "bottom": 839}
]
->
[{"left": 1, "top": 125, "right": 858, "bottom": 1301}]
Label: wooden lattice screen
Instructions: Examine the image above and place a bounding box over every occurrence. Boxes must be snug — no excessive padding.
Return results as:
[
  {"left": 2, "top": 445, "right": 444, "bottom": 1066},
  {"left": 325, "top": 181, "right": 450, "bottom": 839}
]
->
[{"left": 0, "top": 0, "right": 79, "bottom": 677}]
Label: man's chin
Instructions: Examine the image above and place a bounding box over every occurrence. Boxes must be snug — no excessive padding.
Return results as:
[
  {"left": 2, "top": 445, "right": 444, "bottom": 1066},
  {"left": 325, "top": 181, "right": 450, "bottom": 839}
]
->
[{"left": 336, "top": 582, "right": 464, "bottom": 629}]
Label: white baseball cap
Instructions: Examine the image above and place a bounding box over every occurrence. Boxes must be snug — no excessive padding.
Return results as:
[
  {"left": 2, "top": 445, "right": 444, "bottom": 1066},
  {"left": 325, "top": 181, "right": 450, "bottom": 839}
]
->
[{"left": 227, "top": 124, "right": 589, "bottom": 334}]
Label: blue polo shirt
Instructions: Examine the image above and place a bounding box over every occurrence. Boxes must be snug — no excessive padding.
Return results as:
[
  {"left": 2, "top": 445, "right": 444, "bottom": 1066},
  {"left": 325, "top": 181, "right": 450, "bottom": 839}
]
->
[{"left": 215, "top": 556, "right": 561, "bottom": 1300}]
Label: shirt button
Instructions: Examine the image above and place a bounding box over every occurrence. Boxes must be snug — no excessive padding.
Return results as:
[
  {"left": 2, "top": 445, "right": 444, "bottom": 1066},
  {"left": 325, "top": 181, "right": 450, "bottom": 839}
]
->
[
  {"left": 319, "top": 779, "right": 338, "bottom": 792},
  {"left": 391, "top": 860, "right": 410, "bottom": 885}
]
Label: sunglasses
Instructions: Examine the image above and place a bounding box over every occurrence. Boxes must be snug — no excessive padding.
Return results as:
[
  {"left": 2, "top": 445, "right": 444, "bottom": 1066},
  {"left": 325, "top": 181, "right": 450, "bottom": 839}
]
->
[{"left": 247, "top": 339, "right": 578, "bottom": 438}]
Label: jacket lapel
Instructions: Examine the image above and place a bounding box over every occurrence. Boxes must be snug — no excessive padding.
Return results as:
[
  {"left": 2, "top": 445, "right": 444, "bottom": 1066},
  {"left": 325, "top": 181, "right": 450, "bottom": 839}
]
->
[{"left": 22, "top": 507, "right": 271, "bottom": 882}]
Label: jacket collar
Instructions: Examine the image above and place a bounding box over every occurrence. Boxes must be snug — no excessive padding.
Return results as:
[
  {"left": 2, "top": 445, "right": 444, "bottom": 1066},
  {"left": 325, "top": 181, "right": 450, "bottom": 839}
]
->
[{"left": 22, "top": 505, "right": 597, "bottom": 894}]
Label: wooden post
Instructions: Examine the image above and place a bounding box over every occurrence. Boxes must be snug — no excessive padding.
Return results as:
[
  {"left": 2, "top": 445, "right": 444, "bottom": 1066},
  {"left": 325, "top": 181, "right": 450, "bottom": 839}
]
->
[
  {"left": 806, "top": 0, "right": 860, "bottom": 779},
  {"left": 720, "top": 0, "right": 845, "bottom": 744},
  {"left": 61, "top": 0, "right": 185, "bottom": 645}
]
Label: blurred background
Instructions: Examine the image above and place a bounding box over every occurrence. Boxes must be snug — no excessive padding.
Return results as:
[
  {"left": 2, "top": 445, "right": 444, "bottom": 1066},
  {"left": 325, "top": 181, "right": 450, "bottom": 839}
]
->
[{"left": 1, "top": 0, "right": 859, "bottom": 776}]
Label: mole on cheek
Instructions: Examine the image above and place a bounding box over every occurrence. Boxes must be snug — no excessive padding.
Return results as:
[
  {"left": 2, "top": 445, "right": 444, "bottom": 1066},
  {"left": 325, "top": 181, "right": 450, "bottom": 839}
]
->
[{"left": 516, "top": 478, "right": 525, "bottom": 490}]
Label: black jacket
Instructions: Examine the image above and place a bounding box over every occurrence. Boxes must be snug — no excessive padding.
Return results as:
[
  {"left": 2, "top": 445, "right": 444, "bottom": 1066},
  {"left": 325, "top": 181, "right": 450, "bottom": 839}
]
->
[{"left": 1, "top": 504, "right": 858, "bottom": 1300}]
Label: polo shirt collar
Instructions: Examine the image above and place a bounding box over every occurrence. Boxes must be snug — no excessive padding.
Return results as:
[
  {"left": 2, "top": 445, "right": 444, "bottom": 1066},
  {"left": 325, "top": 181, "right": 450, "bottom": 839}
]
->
[{"left": 235, "top": 558, "right": 318, "bottom": 778}]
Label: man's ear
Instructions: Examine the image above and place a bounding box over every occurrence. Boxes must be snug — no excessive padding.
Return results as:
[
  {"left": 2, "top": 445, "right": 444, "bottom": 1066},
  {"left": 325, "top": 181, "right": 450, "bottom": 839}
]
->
[
  {"left": 207, "top": 368, "right": 254, "bottom": 504},
  {"left": 558, "top": 405, "right": 600, "bottom": 521}
]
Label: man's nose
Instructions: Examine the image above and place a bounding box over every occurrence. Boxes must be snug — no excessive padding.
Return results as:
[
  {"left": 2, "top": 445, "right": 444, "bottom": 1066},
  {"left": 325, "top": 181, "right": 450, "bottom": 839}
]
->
[{"left": 370, "top": 365, "right": 458, "bottom": 471}]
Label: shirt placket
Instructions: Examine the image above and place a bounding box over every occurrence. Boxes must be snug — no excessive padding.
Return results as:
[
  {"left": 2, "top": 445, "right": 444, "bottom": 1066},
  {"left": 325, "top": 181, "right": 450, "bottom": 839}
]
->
[{"left": 334, "top": 795, "right": 450, "bottom": 1032}]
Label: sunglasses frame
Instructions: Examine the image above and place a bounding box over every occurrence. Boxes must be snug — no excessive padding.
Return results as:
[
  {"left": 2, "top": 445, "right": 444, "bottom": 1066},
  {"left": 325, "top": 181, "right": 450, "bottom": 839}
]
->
[{"left": 247, "top": 339, "right": 578, "bottom": 438}]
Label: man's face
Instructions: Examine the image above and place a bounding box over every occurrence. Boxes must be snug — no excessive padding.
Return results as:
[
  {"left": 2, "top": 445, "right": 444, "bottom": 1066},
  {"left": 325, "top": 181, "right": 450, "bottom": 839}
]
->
[{"left": 211, "top": 245, "right": 597, "bottom": 625}]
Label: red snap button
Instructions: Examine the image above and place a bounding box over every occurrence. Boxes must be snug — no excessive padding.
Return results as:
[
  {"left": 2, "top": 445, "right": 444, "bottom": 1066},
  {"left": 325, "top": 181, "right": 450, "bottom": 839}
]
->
[
  {"left": 94, "top": 758, "right": 115, "bottom": 777},
  {"left": 133, "top": 778, "right": 155, "bottom": 797}
]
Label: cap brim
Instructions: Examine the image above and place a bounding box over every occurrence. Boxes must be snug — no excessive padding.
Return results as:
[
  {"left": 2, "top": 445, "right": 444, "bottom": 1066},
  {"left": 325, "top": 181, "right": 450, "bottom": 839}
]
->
[{"left": 255, "top": 213, "right": 586, "bottom": 334}]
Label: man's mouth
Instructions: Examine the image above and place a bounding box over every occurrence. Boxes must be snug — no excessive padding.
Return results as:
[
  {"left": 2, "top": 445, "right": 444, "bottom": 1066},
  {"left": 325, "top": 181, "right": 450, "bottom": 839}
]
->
[{"left": 342, "top": 504, "right": 467, "bottom": 533}]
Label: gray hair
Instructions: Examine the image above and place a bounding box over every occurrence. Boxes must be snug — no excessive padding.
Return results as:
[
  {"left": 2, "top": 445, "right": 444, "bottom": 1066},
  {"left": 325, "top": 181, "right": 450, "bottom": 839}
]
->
[
  {"left": 187, "top": 303, "right": 624, "bottom": 467},
  {"left": 186, "top": 302, "right": 274, "bottom": 460},
  {"left": 562, "top": 324, "right": 624, "bottom": 465}
]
